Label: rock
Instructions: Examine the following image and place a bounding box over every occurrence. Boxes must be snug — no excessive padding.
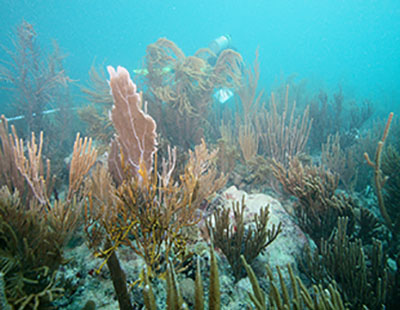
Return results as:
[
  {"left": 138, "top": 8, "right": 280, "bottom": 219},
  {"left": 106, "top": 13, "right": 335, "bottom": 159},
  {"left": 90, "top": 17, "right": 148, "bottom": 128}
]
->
[{"left": 221, "top": 186, "right": 308, "bottom": 270}]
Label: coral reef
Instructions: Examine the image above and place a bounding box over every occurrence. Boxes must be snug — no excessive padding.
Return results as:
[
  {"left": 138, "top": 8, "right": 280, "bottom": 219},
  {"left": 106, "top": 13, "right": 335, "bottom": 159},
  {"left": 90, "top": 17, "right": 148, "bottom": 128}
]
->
[{"left": 1, "top": 22, "right": 399, "bottom": 309}]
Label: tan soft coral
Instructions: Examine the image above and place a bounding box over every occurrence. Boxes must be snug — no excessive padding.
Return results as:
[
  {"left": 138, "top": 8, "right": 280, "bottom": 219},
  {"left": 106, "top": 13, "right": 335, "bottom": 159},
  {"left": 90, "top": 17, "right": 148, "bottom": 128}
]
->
[{"left": 107, "top": 66, "right": 158, "bottom": 183}]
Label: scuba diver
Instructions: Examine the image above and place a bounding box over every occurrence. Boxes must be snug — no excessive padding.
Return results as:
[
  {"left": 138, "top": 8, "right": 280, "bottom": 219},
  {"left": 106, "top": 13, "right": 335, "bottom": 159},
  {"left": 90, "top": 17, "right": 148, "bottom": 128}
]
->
[
  {"left": 206, "top": 34, "right": 237, "bottom": 104},
  {"left": 5, "top": 35, "right": 238, "bottom": 123},
  {"left": 131, "top": 34, "right": 238, "bottom": 104},
  {"left": 206, "top": 34, "right": 234, "bottom": 66}
]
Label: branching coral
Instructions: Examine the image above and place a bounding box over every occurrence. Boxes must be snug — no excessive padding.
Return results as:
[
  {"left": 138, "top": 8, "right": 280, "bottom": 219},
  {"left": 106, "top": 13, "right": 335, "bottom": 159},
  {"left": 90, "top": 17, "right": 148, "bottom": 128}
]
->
[
  {"left": 257, "top": 86, "right": 312, "bottom": 168},
  {"left": 364, "top": 112, "right": 394, "bottom": 230},
  {"left": 0, "top": 184, "right": 86, "bottom": 309},
  {"left": 0, "top": 272, "right": 11, "bottom": 310},
  {"left": 142, "top": 246, "right": 221, "bottom": 310},
  {"left": 364, "top": 112, "right": 400, "bottom": 256},
  {"left": 139, "top": 246, "right": 348, "bottom": 310},
  {"left": 381, "top": 144, "right": 400, "bottom": 238},
  {"left": 86, "top": 139, "right": 225, "bottom": 277},
  {"left": 271, "top": 156, "right": 355, "bottom": 243},
  {"left": 308, "top": 88, "right": 373, "bottom": 152},
  {"left": 302, "top": 217, "right": 399, "bottom": 310},
  {"left": 0, "top": 116, "right": 26, "bottom": 197},
  {"left": 243, "top": 258, "right": 348, "bottom": 310},
  {"left": 0, "top": 115, "right": 96, "bottom": 309},
  {"left": 208, "top": 196, "right": 282, "bottom": 281},
  {"left": 0, "top": 187, "right": 65, "bottom": 309},
  {"left": 321, "top": 133, "right": 358, "bottom": 191}
]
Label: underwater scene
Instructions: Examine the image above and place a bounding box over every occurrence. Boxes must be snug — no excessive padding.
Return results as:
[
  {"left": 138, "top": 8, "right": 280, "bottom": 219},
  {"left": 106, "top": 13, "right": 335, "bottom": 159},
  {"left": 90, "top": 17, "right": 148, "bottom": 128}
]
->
[{"left": 0, "top": 1, "right": 399, "bottom": 309}]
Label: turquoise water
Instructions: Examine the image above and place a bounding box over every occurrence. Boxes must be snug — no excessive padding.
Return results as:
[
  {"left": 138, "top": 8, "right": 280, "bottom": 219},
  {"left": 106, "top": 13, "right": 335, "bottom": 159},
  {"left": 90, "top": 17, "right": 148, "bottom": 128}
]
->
[{"left": 1, "top": 0, "right": 399, "bottom": 112}]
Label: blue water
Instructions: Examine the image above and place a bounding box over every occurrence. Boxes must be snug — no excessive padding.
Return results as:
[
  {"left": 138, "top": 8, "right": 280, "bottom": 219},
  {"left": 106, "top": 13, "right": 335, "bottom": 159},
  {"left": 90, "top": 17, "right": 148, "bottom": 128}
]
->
[{"left": 1, "top": 0, "right": 399, "bottom": 112}]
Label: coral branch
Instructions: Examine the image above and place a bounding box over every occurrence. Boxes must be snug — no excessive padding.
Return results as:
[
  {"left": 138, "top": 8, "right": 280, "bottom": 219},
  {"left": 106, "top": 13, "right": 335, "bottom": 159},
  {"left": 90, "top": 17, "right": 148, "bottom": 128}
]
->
[
  {"left": 364, "top": 112, "right": 394, "bottom": 230},
  {"left": 67, "top": 133, "right": 97, "bottom": 201},
  {"left": 0, "top": 115, "right": 25, "bottom": 194},
  {"left": 258, "top": 86, "right": 312, "bottom": 167},
  {"left": 12, "top": 130, "right": 51, "bottom": 206}
]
